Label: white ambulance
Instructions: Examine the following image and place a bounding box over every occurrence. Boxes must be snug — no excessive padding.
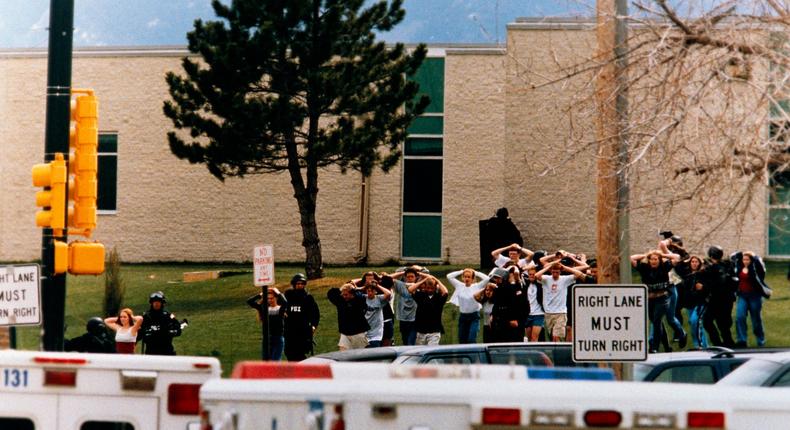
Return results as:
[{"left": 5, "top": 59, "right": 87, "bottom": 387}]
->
[
  {"left": 0, "top": 349, "right": 221, "bottom": 429},
  {"left": 199, "top": 361, "right": 790, "bottom": 430}
]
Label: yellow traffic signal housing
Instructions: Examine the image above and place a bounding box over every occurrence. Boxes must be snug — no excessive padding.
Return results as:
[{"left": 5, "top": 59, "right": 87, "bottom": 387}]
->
[
  {"left": 69, "top": 90, "right": 99, "bottom": 237},
  {"left": 68, "top": 241, "right": 105, "bottom": 275},
  {"left": 53, "top": 240, "right": 69, "bottom": 275},
  {"left": 32, "top": 153, "right": 68, "bottom": 237}
]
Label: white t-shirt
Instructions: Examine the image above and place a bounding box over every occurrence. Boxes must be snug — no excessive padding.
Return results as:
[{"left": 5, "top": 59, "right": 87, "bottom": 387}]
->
[
  {"left": 540, "top": 274, "right": 575, "bottom": 313},
  {"left": 365, "top": 295, "right": 389, "bottom": 342},
  {"left": 527, "top": 283, "right": 544, "bottom": 316},
  {"left": 447, "top": 270, "right": 488, "bottom": 314},
  {"left": 494, "top": 255, "right": 529, "bottom": 269}
]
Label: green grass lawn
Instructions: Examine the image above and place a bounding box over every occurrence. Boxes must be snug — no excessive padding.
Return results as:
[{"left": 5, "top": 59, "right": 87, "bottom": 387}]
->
[{"left": 13, "top": 261, "right": 789, "bottom": 376}]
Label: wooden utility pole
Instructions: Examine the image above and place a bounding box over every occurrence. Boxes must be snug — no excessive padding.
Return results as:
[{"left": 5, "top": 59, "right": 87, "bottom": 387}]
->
[{"left": 595, "top": 0, "right": 631, "bottom": 284}]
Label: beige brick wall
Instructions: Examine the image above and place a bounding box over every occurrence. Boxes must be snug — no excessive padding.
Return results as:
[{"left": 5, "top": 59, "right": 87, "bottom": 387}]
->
[
  {"left": 504, "top": 27, "right": 599, "bottom": 255},
  {"left": 443, "top": 49, "right": 506, "bottom": 263},
  {"left": 1, "top": 51, "right": 370, "bottom": 264}
]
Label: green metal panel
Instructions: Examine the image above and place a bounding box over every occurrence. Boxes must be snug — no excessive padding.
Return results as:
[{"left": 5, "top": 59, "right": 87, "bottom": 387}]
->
[
  {"left": 769, "top": 208, "right": 790, "bottom": 255},
  {"left": 407, "top": 116, "right": 443, "bottom": 135},
  {"left": 99, "top": 133, "right": 117, "bottom": 152},
  {"left": 402, "top": 215, "right": 442, "bottom": 259},
  {"left": 410, "top": 58, "right": 445, "bottom": 114},
  {"left": 405, "top": 137, "right": 442, "bottom": 156}
]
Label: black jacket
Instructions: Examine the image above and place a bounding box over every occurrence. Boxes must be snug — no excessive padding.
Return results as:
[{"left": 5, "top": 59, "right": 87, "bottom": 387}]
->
[
  {"left": 731, "top": 252, "right": 769, "bottom": 297},
  {"left": 327, "top": 288, "right": 370, "bottom": 336},
  {"left": 698, "top": 259, "right": 736, "bottom": 304},
  {"left": 64, "top": 331, "right": 115, "bottom": 353},
  {"left": 282, "top": 289, "right": 320, "bottom": 339},
  {"left": 140, "top": 308, "right": 182, "bottom": 355}
]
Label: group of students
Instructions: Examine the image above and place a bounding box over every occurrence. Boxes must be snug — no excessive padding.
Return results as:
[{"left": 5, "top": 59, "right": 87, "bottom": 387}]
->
[
  {"left": 246, "top": 232, "right": 772, "bottom": 361},
  {"left": 321, "top": 244, "right": 598, "bottom": 352},
  {"left": 632, "top": 232, "right": 770, "bottom": 352},
  {"left": 64, "top": 290, "right": 184, "bottom": 355}
]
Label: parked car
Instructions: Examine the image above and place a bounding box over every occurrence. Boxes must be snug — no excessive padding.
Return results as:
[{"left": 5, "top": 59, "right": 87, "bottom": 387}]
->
[
  {"left": 392, "top": 344, "right": 552, "bottom": 366},
  {"left": 302, "top": 346, "right": 416, "bottom": 363},
  {"left": 305, "top": 342, "right": 581, "bottom": 367},
  {"left": 717, "top": 351, "right": 790, "bottom": 387},
  {"left": 631, "top": 348, "right": 750, "bottom": 384},
  {"left": 630, "top": 347, "right": 789, "bottom": 384},
  {"left": 390, "top": 342, "right": 591, "bottom": 367}
]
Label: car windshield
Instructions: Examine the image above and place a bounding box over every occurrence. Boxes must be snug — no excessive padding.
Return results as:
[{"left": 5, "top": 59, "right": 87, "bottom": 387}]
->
[
  {"left": 717, "top": 359, "right": 784, "bottom": 386},
  {"left": 632, "top": 363, "right": 655, "bottom": 381}
]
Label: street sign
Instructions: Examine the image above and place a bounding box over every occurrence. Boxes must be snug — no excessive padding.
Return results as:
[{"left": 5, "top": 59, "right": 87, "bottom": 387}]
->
[
  {"left": 0, "top": 264, "right": 42, "bottom": 326},
  {"left": 572, "top": 284, "right": 648, "bottom": 362},
  {"left": 253, "top": 245, "right": 274, "bottom": 287}
]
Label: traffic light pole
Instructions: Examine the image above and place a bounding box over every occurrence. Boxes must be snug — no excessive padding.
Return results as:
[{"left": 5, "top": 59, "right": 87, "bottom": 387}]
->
[{"left": 41, "top": 0, "right": 74, "bottom": 351}]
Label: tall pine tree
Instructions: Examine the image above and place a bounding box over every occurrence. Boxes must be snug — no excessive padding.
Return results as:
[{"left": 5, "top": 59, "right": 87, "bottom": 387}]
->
[{"left": 164, "top": 0, "right": 429, "bottom": 278}]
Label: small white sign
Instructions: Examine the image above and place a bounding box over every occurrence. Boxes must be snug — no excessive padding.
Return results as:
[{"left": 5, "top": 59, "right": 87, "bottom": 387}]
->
[
  {"left": 253, "top": 245, "right": 275, "bottom": 287},
  {"left": 0, "top": 265, "right": 42, "bottom": 326},
  {"left": 573, "top": 284, "right": 648, "bottom": 362}
]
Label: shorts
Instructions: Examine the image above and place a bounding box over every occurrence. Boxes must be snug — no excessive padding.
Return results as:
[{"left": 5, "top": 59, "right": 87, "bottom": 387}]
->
[
  {"left": 525, "top": 314, "right": 545, "bottom": 328},
  {"left": 338, "top": 332, "right": 369, "bottom": 350},
  {"left": 544, "top": 313, "right": 568, "bottom": 339}
]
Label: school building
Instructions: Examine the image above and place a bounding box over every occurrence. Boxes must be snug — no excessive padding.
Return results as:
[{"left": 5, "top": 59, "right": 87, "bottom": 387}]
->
[{"left": 1, "top": 18, "right": 784, "bottom": 266}]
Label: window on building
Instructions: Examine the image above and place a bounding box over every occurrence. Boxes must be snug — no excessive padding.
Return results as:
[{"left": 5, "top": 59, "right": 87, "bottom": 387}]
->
[
  {"left": 97, "top": 133, "right": 118, "bottom": 213},
  {"left": 402, "top": 57, "right": 444, "bottom": 259},
  {"left": 80, "top": 422, "right": 134, "bottom": 430},
  {"left": 0, "top": 418, "right": 34, "bottom": 429}
]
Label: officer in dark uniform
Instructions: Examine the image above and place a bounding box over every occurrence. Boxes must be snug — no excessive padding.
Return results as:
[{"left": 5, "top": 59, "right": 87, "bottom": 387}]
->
[
  {"left": 699, "top": 246, "right": 736, "bottom": 348},
  {"left": 140, "top": 291, "right": 182, "bottom": 355},
  {"left": 64, "top": 317, "right": 116, "bottom": 353},
  {"left": 282, "top": 273, "right": 320, "bottom": 361}
]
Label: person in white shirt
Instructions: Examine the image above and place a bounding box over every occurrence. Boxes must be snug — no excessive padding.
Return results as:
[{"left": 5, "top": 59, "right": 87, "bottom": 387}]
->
[
  {"left": 363, "top": 282, "right": 392, "bottom": 348},
  {"left": 524, "top": 266, "right": 545, "bottom": 342},
  {"left": 535, "top": 262, "right": 585, "bottom": 341},
  {"left": 491, "top": 243, "right": 533, "bottom": 270},
  {"left": 447, "top": 268, "right": 490, "bottom": 343}
]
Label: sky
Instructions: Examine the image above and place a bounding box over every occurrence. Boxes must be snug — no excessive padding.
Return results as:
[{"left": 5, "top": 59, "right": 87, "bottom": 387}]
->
[{"left": 0, "top": 0, "right": 592, "bottom": 49}]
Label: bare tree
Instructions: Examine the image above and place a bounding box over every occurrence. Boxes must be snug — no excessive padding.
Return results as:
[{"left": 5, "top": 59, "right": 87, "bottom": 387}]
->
[{"left": 515, "top": 0, "right": 790, "bottom": 255}]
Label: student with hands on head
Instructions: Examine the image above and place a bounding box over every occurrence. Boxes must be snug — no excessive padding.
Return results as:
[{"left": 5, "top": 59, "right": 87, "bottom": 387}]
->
[
  {"left": 446, "top": 268, "right": 489, "bottom": 343},
  {"left": 407, "top": 274, "right": 449, "bottom": 345},
  {"left": 491, "top": 243, "right": 533, "bottom": 269},
  {"left": 535, "top": 262, "right": 585, "bottom": 341},
  {"left": 104, "top": 308, "right": 143, "bottom": 354}
]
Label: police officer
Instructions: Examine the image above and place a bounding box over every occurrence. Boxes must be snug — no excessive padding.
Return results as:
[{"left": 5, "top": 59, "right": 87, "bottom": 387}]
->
[
  {"left": 699, "top": 246, "right": 736, "bottom": 348},
  {"left": 64, "top": 317, "right": 116, "bottom": 353},
  {"left": 140, "top": 291, "right": 182, "bottom": 355},
  {"left": 282, "top": 273, "right": 320, "bottom": 361}
]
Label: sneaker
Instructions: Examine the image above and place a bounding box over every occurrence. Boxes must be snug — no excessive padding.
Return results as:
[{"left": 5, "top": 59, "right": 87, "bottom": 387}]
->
[{"left": 678, "top": 333, "right": 688, "bottom": 349}]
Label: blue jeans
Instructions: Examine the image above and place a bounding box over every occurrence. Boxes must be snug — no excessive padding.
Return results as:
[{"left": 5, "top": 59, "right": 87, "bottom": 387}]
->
[
  {"left": 665, "top": 285, "right": 685, "bottom": 340},
  {"left": 736, "top": 294, "right": 765, "bottom": 346},
  {"left": 689, "top": 305, "right": 708, "bottom": 349},
  {"left": 399, "top": 320, "right": 417, "bottom": 345},
  {"left": 269, "top": 335, "right": 284, "bottom": 361},
  {"left": 458, "top": 312, "right": 480, "bottom": 344},
  {"left": 649, "top": 294, "right": 671, "bottom": 352}
]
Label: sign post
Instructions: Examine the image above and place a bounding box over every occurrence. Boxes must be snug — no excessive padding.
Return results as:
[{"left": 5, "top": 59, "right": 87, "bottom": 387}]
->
[
  {"left": 253, "top": 245, "right": 274, "bottom": 360},
  {"left": 0, "top": 265, "right": 42, "bottom": 327},
  {"left": 572, "top": 284, "right": 647, "bottom": 362}
]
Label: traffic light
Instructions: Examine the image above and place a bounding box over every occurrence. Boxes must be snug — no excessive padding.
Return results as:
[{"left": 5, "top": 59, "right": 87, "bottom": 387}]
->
[
  {"left": 68, "top": 241, "right": 105, "bottom": 275},
  {"left": 32, "top": 153, "right": 68, "bottom": 237},
  {"left": 50, "top": 240, "right": 105, "bottom": 275},
  {"left": 69, "top": 90, "right": 98, "bottom": 237},
  {"left": 53, "top": 240, "right": 68, "bottom": 275}
]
